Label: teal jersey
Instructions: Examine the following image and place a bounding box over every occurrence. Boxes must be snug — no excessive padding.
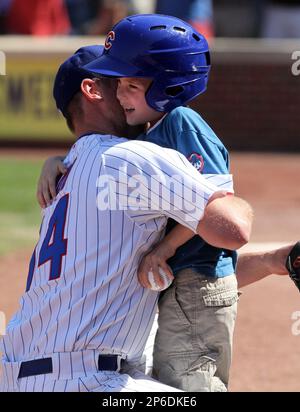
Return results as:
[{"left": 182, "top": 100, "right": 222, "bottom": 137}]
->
[{"left": 139, "top": 106, "right": 237, "bottom": 277}]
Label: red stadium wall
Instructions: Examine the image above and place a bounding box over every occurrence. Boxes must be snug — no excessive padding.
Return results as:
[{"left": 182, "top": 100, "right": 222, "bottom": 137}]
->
[
  {"left": 0, "top": 37, "right": 299, "bottom": 151},
  {"left": 191, "top": 39, "right": 300, "bottom": 151}
]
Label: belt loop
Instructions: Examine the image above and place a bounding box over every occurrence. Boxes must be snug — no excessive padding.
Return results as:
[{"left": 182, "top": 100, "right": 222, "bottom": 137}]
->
[
  {"left": 97, "top": 354, "right": 125, "bottom": 372},
  {"left": 15, "top": 351, "right": 126, "bottom": 380},
  {"left": 117, "top": 355, "right": 123, "bottom": 372}
]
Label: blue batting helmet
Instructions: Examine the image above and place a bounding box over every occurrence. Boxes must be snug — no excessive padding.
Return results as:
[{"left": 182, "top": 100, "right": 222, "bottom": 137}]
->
[{"left": 84, "top": 14, "right": 211, "bottom": 112}]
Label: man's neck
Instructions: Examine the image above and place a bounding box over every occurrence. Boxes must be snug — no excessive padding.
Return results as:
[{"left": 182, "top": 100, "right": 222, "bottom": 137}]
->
[
  {"left": 74, "top": 129, "right": 96, "bottom": 140},
  {"left": 74, "top": 124, "right": 126, "bottom": 140}
]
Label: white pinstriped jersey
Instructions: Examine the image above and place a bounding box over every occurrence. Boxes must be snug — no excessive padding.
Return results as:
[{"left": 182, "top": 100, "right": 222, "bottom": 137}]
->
[{"left": 1, "top": 134, "right": 232, "bottom": 365}]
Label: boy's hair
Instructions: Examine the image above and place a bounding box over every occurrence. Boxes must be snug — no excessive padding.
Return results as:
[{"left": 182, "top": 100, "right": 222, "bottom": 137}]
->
[{"left": 84, "top": 14, "right": 211, "bottom": 113}]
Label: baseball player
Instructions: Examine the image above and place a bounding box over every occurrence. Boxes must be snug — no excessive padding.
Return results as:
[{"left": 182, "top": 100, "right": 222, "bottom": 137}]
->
[
  {"left": 0, "top": 46, "right": 253, "bottom": 392},
  {"left": 35, "top": 14, "right": 300, "bottom": 392}
]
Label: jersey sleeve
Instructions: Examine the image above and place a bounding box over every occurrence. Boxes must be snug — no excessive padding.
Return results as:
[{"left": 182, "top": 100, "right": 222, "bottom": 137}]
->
[
  {"left": 164, "top": 108, "right": 231, "bottom": 174},
  {"left": 100, "top": 140, "right": 233, "bottom": 233}
]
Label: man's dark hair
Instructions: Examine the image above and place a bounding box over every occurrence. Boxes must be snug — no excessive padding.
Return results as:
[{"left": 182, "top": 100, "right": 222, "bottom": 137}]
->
[
  {"left": 64, "top": 91, "right": 84, "bottom": 133},
  {"left": 65, "top": 77, "right": 118, "bottom": 133}
]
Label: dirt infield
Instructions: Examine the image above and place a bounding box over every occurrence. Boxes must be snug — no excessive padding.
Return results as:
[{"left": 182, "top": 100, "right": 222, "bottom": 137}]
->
[
  {"left": 230, "top": 243, "right": 300, "bottom": 392},
  {"left": 231, "top": 153, "right": 300, "bottom": 243},
  {"left": 0, "top": 151, "right": 300, "bottom": 391}
]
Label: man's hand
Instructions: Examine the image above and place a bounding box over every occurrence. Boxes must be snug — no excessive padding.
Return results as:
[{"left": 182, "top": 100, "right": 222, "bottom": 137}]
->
[
  {"left": 36, "top": 156, "right": 66, "bottom": 208},
  {"left": 138, "top": 242, "right": 174, "bottom": 289}
]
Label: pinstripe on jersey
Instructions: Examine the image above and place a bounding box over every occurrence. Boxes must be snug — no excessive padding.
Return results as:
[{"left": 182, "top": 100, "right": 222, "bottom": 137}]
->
[{"left": 0, "top": 134, "right": 231, "bottom": 368}]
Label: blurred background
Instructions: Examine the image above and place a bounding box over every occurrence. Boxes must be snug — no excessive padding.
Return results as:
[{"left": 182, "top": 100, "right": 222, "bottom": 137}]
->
[
  {"left": 0, "top": 0, "right": 299, "bottom": 148},
  {"left": 0, "top": 0, "right": 300, "bottom": 392}
]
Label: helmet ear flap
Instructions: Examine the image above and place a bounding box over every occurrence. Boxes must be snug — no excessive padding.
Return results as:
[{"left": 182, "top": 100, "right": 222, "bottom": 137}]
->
[
  {"left": 146, "top": 74, "right": 209, "bottom": 112},
  {"left": 165, "top": 85, "right": 185, "bottom": 97}
]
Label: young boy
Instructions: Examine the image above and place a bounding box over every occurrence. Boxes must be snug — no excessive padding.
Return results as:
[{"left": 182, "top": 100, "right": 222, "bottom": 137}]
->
[{"left": 84, "top": 14, "right": 237, "bottom": 392}]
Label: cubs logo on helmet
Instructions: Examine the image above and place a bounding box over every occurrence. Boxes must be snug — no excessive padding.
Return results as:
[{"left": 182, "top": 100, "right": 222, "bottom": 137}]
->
[
  {"left": 104, "top": 31, "right": 115, "bottom": 50},
  {"left": 188, "top": 152, "right": 204, "bottom": 172}
]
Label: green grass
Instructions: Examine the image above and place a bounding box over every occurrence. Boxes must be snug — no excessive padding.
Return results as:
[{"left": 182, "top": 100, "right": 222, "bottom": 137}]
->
[{"left": 0, "top": 158, "right": 43, "bottom": 255}]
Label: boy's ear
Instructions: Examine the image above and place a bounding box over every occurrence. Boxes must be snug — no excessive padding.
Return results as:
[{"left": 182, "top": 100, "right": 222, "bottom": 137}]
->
[{"left": 81, "top": 78, "right": 103, "bottom": 102}]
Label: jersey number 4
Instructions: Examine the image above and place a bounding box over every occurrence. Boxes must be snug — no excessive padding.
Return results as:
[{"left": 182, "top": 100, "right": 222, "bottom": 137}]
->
[{"left": 26, "top": 194, "right": 69, "bottom": 292}]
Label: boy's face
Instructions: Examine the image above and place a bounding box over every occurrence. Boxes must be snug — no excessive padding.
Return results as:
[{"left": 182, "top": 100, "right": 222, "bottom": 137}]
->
[{"left": 117, "top": 77, "right": 163, "bottom": 126}]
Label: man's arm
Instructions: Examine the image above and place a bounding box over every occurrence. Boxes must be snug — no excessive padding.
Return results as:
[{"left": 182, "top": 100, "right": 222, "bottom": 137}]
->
[
  {"left": 137, "top": 192, "right": 253, "bottom": 289},
  {"left": 236, "top": 244, "right": 291, "bottom": 288},
  {"left": 196, "top": 192, "right": 253, "bottom": 250},
  {"left": 107, "top": 141, "right": 253, "bottom": 251}
]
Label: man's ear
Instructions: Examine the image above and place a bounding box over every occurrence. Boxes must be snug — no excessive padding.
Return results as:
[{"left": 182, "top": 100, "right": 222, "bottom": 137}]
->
[{"left": 81, "top": 78, "right": 103, "bottom": 102}]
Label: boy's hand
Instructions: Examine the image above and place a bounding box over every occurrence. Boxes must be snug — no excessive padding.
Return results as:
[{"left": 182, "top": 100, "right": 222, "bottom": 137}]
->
[
  {"left": 37, "top": 156, "right": 66, "bottom": 208},
  {"left": 138, "top": 242, "right": 175, "bottom": 289}
]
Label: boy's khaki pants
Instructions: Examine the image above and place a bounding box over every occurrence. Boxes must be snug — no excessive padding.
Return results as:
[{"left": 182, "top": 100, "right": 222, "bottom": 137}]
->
[{"left": 153, "top": 269, "right": 239, "bottom": 392}]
